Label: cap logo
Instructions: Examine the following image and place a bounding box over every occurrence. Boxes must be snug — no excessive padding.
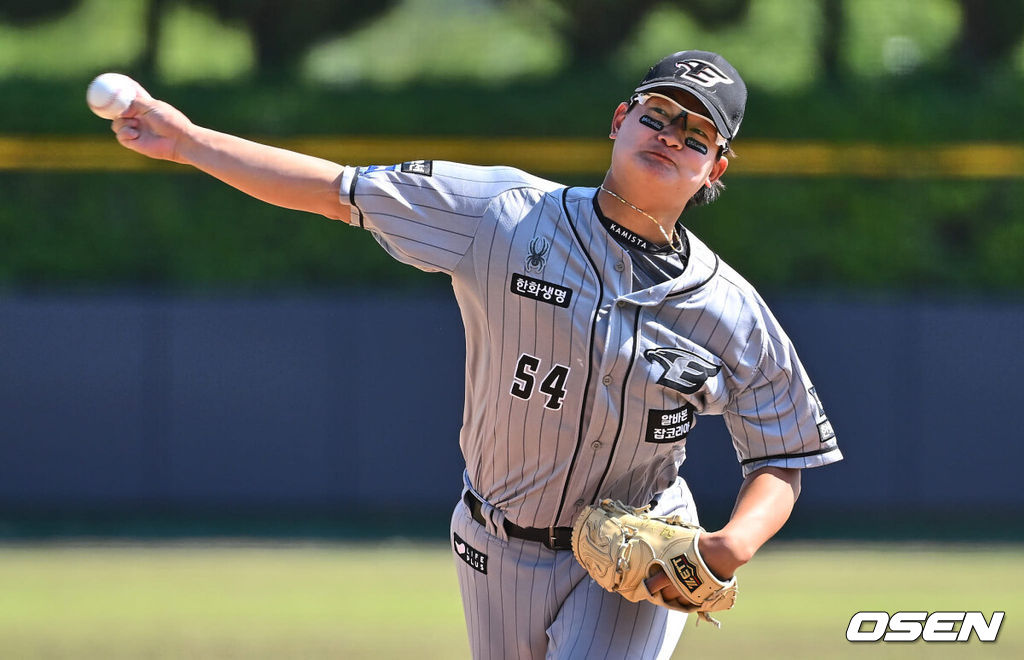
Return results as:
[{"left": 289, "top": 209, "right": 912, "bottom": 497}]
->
[{"left": 674, "top": 60, "right": 734, "bottom": 88}]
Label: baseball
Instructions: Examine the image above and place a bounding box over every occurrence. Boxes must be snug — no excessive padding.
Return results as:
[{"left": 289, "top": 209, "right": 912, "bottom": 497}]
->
[{"left": 86, "top": 73, "right": 137, "bottom": 119}]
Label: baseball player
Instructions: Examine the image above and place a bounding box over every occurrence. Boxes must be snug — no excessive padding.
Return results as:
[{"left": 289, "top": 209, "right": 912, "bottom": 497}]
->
[{"left": 110, "top": 49, "right": 842, "bottom": 658}]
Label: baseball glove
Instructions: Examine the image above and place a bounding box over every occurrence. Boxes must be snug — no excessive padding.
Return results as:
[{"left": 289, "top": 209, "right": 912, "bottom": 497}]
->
[{"left": 571, "top": 499, "right": 737, "bottom": 627}]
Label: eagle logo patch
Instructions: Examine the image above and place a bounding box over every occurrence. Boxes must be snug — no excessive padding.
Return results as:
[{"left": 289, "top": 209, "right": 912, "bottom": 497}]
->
[
  {"left": 644, "top": 347, "right": 721, "bottom": 395},
  {"left": 674, "top": 60, "right": 734, "bottom": 88}
]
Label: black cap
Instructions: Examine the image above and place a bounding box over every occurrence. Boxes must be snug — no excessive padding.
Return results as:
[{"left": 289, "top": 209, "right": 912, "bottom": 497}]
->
[{"left": 634, "top": 50, "right": 747, "bottom": 141}]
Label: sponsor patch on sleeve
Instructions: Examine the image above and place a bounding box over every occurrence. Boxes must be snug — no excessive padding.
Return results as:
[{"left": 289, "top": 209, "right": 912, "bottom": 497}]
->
[
  {"left": 400, "top": 160, "right": 433, "bottom": 176},
  {"left": 645, "top": 403, "right": 695, "bottom": 443},
  {"left": 510, "top": 273, "right": 573, "bottom": 308},
  {"left": 808, "top": 387, "right": 835, "bottom": 443},
  {"left": 817, "top": 419, "right": 836, "bottom": 443},
  {"left": 808, "top": 387, "right": 826, "bottom": 418},
  {"left": 453, "top": 532, "right": 488, "bottom": 574}
]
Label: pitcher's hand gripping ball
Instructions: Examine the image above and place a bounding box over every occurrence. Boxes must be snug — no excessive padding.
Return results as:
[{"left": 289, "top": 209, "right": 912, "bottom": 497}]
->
[
  {"left": 572, "top": 499, "right": 738, "bottom": 626},
  {"left": 86, "top": 73, "right": 138, "bottom": 119}
]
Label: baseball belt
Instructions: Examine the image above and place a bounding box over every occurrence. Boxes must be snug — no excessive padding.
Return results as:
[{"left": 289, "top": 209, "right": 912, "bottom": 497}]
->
[{"left": 464, "top": 491, "right": 573, "bottom": 551}]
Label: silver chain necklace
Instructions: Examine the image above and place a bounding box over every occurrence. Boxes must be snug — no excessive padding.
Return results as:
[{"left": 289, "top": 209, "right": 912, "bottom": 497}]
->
[{"left": 599, "top": 185, "right": 684, "bottom": 253}]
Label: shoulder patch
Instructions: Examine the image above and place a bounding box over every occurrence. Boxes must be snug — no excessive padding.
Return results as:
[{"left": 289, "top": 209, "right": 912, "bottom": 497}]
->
[{"left": 401, "top": 160, "right": 433, "bottom": 176}]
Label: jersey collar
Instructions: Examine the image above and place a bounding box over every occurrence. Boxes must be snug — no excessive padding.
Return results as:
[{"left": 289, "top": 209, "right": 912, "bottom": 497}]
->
[
  {"left": 616, "top": 231, "right": 719, "bottom": 306},
  {"left": 591, "top": 193, "right": 688, "bottom": 257},
  {"left": 569, "top": 187, "right": 720, "bottom": 304},
  {"left": 667, "top": 229, "right": 719, "bottom": 297}
]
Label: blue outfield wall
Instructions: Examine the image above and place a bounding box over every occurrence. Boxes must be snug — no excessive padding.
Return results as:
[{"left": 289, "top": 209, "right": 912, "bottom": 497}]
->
[{"left": 0, "top": 293, "right": 1022, "bottom": 534}]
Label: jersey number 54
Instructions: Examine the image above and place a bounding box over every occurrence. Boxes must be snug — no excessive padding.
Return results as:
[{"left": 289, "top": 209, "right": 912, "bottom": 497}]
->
[{"left": 509, "top": 353, "right": 571, "bottom": 410}]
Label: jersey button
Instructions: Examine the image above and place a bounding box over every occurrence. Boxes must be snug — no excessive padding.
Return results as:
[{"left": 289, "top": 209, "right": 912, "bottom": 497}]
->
[
  {"left": 602, "top": 375, "right": 612, "bottom": 385},
  {"left": 616, "top": 300, "right": 626, "bottom": 308},
  {"left": 575, "top": 499, "right": 585, "bottom": 507},
  {"left": 614, "top": 261, "right": 625, "bottom": 272},
  {"left": 591, "top": 441, "right": 602, "bottom": 449}
]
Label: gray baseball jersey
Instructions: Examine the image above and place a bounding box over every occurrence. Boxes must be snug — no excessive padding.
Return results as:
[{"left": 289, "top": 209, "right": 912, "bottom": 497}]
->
[{"left": 338, "top": 159, "right": 842, "bottom": 657}]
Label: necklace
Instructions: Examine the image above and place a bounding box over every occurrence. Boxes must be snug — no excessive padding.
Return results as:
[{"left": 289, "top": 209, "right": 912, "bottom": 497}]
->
[{"left": 599, "top": 185, "right": 684, "bottom": 253}]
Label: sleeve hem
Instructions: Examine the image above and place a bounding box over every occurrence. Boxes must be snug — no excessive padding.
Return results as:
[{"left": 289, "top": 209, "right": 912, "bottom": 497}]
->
[
  {"left": 740, "top": 446, "right": 843, "bottom": 477},
  {"left": 339, "top": 166, "right": 364, "bottom": 227}
]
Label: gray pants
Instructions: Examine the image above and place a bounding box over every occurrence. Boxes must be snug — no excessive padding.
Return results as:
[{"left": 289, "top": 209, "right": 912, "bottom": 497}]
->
[{"left": 451, "top": 481, "right": 697, "bottom": 659}]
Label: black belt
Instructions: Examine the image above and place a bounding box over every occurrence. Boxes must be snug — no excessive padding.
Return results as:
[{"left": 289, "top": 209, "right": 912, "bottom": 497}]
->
[{"left": 463, "top": 491, "right": 573, "bottom": 551}]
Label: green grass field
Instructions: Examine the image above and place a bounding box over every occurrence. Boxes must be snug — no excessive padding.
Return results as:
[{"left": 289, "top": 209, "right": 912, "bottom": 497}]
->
[{"left": 0, "top": 541, "right": 1019, "bottom": 659}]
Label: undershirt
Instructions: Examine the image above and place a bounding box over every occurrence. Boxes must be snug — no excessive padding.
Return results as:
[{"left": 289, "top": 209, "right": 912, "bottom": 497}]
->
[{"left": 591, "top": 194, "right": 689, "bottom": 290}]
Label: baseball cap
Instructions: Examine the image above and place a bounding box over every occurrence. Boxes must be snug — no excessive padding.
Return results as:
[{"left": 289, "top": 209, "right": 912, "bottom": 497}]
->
[{"left": 634, "top": 50, "right": 747, "bottom": 141}]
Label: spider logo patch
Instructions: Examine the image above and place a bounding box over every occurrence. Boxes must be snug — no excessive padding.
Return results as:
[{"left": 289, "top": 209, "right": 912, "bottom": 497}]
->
[{"left": 525, "top": 236, "right": 550, "bottom": 274}]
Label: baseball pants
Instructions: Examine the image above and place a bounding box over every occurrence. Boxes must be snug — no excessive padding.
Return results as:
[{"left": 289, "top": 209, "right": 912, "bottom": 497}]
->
[{"left": 451, "top": 479, "right": 698, "bottom": 659}]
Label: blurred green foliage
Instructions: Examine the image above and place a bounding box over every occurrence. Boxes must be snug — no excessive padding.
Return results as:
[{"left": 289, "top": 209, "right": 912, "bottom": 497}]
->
[
  {"left": 4, "top": 72, "right": 1024, "bottom": 143},
  {"left": 0, "top": 172, "right": 403, "bottom": 291},
  {"left": 2, "top": 171, "right": 1021, "bottom": 293},
  {"left": 1, "top": 0, "right": 1022, "bottom": 292},
  {"left": 5, "top": 0, "right": 1023, "bottom": 87}
]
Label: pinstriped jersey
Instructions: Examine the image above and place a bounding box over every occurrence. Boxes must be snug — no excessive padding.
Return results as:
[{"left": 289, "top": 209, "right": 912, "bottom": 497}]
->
[{"left": 339, "top": 160, "right": 842, "bottom": 528}]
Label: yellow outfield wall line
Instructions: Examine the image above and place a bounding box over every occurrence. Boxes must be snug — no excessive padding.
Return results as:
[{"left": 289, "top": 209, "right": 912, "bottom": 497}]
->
[{"left": 2, "top": 135, "right": 1024, "bottom": 178}]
